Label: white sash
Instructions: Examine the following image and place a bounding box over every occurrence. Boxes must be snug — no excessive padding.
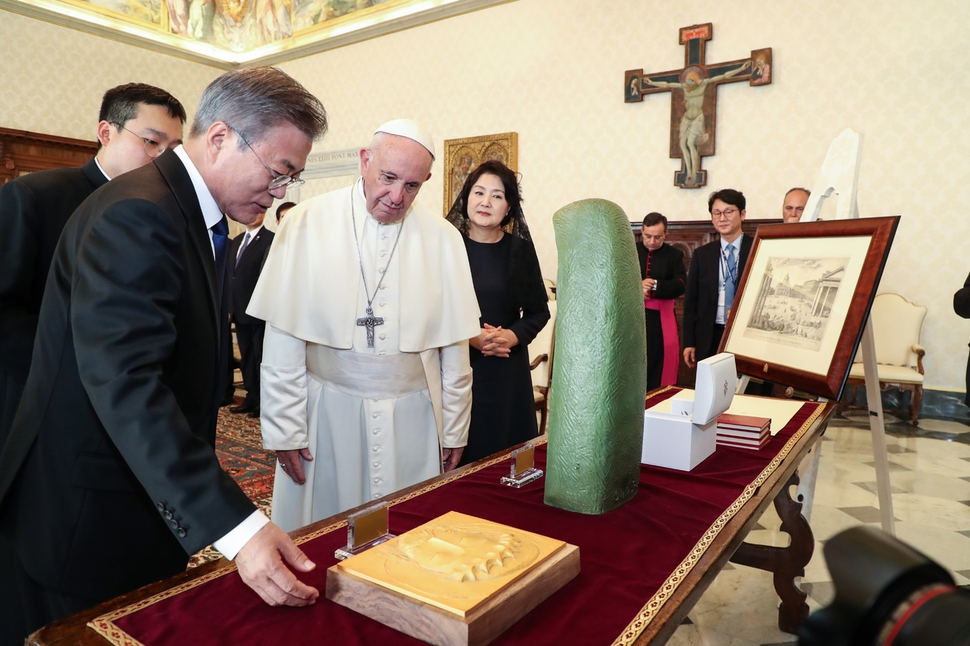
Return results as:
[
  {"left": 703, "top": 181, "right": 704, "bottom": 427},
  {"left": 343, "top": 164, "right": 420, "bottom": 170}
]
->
[{"left": 305, "top": 344, "right": 426, "bottom": 400}]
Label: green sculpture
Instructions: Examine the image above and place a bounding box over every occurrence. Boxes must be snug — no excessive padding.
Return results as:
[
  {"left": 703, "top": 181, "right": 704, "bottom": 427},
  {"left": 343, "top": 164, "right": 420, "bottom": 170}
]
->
[{"left": 543, "top": 199, "right": 646, "bottom": 515}]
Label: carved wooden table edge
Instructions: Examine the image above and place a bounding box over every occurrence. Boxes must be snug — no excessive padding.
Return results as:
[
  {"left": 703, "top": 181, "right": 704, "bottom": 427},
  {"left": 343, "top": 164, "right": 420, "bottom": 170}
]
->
[
  {"left": 728, "top": 401, "right": 835, "bottom": 635},
  {"left": 632, "top": 400, "right": 835, "bottom": 645}
]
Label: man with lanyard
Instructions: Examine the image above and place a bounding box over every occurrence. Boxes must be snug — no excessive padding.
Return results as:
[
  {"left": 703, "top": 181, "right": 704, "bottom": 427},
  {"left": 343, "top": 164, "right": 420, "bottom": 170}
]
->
[{"left": 683, "top": 189, "right": 753, "bottom": 368}]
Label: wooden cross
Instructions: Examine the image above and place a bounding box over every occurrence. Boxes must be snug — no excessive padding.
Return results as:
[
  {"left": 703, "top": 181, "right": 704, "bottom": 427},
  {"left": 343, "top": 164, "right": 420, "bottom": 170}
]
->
[
  {"left": 625, "top": 23, "right": 772, "bottom": 189},
  {"left": 356, "top": 306, "right": 384, "bottom": 348}
]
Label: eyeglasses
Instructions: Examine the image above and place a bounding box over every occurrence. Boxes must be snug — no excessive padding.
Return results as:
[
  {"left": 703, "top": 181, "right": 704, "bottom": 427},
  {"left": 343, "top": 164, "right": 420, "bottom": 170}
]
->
[
  {"left": 113, "top": 122, "right": 165, "bottom": 158},
  {"left": 712, "top": 208, "right": 739, "bottom": 219},
  {"left": 229, "top": 126, "right": 305, "bottom": 192}
]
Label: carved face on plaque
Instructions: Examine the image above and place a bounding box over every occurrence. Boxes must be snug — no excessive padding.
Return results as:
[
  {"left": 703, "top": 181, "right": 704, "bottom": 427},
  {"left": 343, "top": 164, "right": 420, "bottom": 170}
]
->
[{"left": 389, "top": 522, "right": 541, "bottom": 584}]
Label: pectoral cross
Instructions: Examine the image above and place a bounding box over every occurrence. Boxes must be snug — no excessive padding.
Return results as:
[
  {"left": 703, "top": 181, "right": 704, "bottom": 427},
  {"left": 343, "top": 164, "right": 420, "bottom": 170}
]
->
[
  {"left": 624, "top": 23, "right": 772, "bottom": 189},
  {"left": 356, "top": 307, "right": 384, "bottom": 348}
]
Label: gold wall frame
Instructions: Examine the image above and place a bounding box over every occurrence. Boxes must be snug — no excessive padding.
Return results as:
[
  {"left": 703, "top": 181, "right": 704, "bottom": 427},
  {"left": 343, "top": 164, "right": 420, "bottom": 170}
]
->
[{"left": 441, "top": 131, "right": 517, "bottom": 215}]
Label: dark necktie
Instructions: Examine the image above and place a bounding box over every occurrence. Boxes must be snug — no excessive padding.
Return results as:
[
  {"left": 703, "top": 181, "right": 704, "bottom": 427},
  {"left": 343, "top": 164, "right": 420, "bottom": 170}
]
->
[
  {"left": 724, "top": 243, "right": 737, "bottom": 313},
  {"left": 211, "top": 218, "right": 229, "bottom": 292},
  {"left": 235, "top": 231, "right": 251, "bottom": 269}
]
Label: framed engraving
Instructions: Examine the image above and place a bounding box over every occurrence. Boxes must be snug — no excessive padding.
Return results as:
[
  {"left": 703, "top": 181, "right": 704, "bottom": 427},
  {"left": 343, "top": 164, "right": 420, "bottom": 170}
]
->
[
  {"left": 720, "top": 217, "right": 900, "bottom": 400},
  {"left": 441, "top": 132, "right": 518, "bottom": 215}
]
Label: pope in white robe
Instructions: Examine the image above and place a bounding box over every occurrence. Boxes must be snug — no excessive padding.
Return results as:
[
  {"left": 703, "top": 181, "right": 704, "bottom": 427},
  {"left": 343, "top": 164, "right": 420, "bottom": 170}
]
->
[{"left": 247, "top": 120, "right": 481, "bottom": 531}]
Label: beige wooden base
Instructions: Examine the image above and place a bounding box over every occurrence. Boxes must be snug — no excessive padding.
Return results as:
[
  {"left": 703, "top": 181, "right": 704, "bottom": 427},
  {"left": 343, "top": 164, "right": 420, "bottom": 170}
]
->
[{"left": 326, "top": 543, "right": 580, "bottom": 646}]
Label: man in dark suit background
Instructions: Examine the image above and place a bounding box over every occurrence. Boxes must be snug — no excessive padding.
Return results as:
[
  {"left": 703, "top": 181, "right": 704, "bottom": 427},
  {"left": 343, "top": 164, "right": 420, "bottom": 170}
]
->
[
  {"left": 0, "top": 67, "right": 329, "bottom": 643},
  {"left": 0, "top": 83, "right": 186, "bottom": 450},
  {"left": 228, "top": 209, "right": 275, "bottom": 418},
  {"left": 682, "top": 188, "right": 753, "bottom": 368}
]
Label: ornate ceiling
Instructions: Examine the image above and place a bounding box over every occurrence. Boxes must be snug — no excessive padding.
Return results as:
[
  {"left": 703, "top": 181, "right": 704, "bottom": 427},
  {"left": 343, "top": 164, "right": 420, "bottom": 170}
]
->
[{"left": 0, "top": 0, "right": 509, "bottom": 69}]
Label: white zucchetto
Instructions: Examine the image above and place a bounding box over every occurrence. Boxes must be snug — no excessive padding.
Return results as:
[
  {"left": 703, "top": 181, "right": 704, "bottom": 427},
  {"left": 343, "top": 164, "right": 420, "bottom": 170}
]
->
[{"left": 374, "top": 119, "right": 436, "bottom": 160}]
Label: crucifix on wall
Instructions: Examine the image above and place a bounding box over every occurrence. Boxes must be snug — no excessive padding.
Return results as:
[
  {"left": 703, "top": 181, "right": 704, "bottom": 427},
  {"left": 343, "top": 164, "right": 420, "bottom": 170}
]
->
[{"left": 625, "top": 23, "right": 772, "bottom": 189}]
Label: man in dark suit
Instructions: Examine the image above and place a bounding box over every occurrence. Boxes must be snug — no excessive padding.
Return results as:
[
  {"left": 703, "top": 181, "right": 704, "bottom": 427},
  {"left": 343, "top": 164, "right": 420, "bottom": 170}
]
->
[
  {"left": 0, "top": 67, "right": 329, "bottom": 642},
  {"left": 0, "top": 83, "right": 186, "bottom": 451},
  {"left": 637, "top": 212, "right": 686, "bottom": 391},
  {"left": 228, "top": 210, "right": 274, "bottom": 417},
  {"left": 683, "top": 188, "right": 753, "bottom": 368}
]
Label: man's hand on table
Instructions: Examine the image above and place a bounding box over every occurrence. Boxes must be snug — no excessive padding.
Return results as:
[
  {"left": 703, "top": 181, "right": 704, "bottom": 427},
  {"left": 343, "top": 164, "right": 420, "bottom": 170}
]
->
[{"left": 235, "top": 522, "right": 319, "bottom": 607}]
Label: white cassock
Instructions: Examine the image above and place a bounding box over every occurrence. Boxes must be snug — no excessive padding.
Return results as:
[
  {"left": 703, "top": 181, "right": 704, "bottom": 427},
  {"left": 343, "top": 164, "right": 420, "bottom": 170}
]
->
[{"left": 247, "top": 179, "right": 481, "bottom": 531}]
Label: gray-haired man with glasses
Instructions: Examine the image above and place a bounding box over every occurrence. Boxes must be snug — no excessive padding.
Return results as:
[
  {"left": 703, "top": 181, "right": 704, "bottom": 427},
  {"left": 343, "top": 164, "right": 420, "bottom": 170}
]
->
[{"left": 0, "top": 67, "right": 327, "bottom": 641}]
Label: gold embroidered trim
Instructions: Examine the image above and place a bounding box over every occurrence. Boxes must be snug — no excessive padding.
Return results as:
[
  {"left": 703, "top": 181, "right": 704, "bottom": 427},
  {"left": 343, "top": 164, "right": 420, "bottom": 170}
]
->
[
  {"left": 87, "top": 564, "right": 235, "bottom": 646},
  {"left": 611, "top": 401, "right": 824, "bottom": 646}
]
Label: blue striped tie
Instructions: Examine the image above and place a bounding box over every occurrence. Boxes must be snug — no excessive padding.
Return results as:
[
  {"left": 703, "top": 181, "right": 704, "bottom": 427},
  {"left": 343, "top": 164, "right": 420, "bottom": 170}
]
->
[{"left": 724, "top": 243, "right": 737, "bottom": 313}]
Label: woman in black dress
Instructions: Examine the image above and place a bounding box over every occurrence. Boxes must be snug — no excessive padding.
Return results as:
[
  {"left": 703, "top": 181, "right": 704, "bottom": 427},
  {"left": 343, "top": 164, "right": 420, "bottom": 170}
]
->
[{"left": 446, "top": 161, "right": 550, "bottom": 464}]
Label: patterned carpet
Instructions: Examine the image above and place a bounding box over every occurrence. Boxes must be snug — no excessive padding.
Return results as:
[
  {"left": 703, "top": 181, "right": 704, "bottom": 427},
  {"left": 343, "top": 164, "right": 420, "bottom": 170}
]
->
[
  {"left": 213, "top": 407, "right": 275, "bottom": 504},
  {"left": 188, "top": 407, "right": 275, "bottom": 567}
]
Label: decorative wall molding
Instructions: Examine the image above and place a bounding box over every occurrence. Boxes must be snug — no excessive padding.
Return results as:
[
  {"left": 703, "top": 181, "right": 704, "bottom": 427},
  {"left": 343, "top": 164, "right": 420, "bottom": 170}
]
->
[{"left": 302, "top": 147, "right": 361, "bottom": 180}]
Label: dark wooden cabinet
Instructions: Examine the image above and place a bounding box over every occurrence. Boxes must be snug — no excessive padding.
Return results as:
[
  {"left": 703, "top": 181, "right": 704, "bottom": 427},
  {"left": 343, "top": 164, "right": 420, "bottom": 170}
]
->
[
  {"left": 0, "top": 127, "right": 98, "bottom": 185},
  {"left": 634, "top": 218, "right": 782, "bottom": 387}
]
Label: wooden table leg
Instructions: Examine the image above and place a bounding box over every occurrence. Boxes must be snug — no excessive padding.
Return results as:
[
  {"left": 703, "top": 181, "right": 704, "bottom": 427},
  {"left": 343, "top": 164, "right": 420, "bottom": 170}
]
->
[{"left": 729, "top": 471, "right": 814, "bottom": 634}]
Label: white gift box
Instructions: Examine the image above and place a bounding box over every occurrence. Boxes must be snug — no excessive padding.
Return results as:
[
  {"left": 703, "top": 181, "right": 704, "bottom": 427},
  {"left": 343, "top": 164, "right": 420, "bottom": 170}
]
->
[{"left": 642, "top": 353, "right": 737, "bottom": 471}]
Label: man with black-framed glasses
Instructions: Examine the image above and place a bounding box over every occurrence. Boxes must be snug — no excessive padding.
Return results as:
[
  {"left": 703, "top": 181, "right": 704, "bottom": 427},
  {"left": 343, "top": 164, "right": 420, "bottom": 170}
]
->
[
  {"left": 0, "top": 83, "right": 185, "bottom": 456},
  {"left": 683, "top": 188, "right": 754, "bottom": 368}
]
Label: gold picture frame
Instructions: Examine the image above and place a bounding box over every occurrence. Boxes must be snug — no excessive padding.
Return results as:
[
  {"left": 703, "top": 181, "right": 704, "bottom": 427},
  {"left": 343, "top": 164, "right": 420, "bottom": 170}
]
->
[{"left": 442, "top": 132, "right": 518, "bottom": 215}]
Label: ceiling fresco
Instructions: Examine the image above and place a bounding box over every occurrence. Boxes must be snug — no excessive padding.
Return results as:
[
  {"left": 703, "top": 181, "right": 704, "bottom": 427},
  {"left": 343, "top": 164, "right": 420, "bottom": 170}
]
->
[{"left": 0, "top": 0, "right": 508, "bottom": 68}]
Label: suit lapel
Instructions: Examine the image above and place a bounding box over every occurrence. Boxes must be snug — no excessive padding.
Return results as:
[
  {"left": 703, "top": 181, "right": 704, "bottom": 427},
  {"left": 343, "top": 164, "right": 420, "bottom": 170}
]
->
[
  {"left": 80, "top": 157, "right": 110, "bottom": 191},
  {"left": 705, "top": 242, "right": 721, "bottom": 309},
  {"left": 238, "top": 230, "right": 258, "bottom": 265},
  {"left": 236, "top": 229, "right": 271, "bottom": 269},
  {"left": 153, "top": 151, "right": 221, "bottom": 320}
]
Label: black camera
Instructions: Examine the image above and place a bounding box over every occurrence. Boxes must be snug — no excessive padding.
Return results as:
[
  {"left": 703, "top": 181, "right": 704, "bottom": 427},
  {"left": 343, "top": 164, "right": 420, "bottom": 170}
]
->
[{"left": 799, "top": 525, "right": 970, "bottom": 645}]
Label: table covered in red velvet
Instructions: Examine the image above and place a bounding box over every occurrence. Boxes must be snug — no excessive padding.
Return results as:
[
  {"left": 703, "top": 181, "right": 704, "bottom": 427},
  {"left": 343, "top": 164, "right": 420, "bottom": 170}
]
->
[{"left": 89, "top": 390, "right": 824, "bottom": 646}]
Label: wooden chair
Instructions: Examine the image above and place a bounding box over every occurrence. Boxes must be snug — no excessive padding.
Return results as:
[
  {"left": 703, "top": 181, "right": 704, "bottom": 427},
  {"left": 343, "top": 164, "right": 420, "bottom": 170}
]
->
[
  {"left": 840, "top": 293, "right": 926, "bottom": 425},
  {"left": 530, "top": 296, "right": 557, "bottom": 435}
]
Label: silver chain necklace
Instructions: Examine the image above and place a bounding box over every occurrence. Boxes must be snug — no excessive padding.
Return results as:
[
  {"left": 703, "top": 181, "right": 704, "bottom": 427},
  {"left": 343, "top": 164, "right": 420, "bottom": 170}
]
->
[{"left": 351, "top": 190, "right": 404, "bottom": 347}]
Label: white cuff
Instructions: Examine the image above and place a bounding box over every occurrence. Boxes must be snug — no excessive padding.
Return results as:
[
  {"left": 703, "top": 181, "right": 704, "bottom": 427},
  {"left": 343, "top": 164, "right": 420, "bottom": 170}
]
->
[{"left": 213, "top": 510, "right": 270, "bottom": 560}]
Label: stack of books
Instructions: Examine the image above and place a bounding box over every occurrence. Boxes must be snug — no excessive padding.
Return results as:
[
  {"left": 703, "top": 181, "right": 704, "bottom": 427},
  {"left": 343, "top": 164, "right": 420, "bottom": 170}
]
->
[{"left": 716, "top": 413, "right": 771, "bottom": 450}]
